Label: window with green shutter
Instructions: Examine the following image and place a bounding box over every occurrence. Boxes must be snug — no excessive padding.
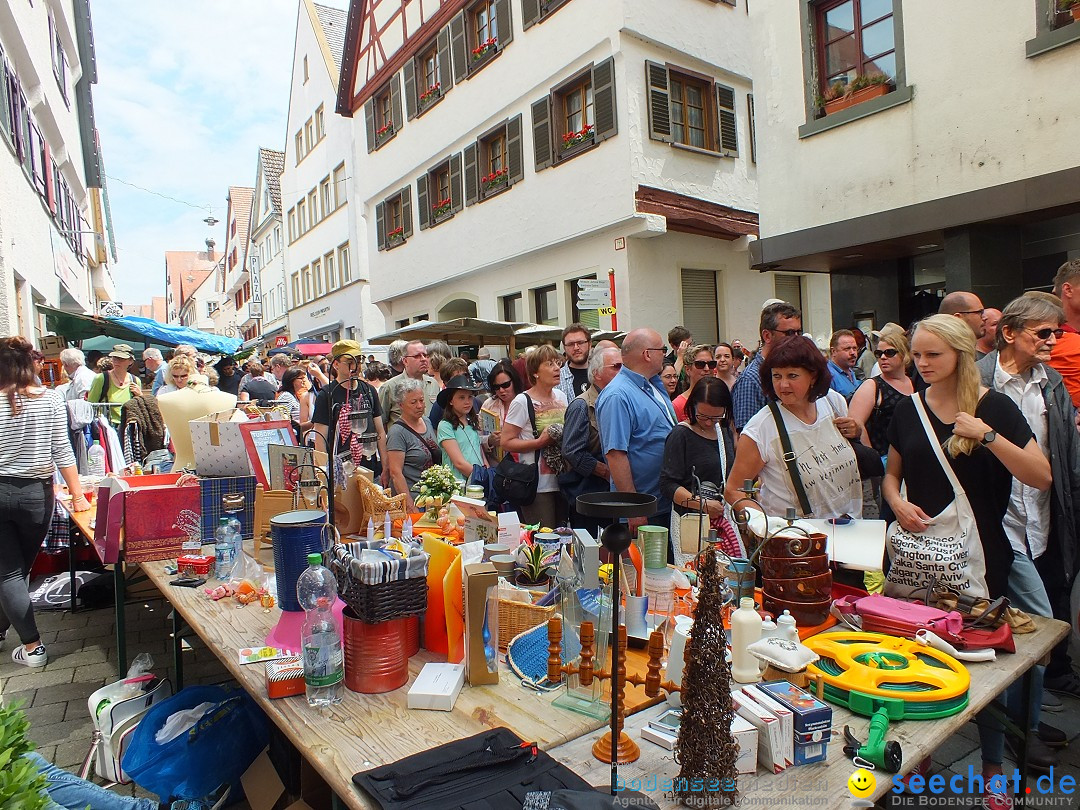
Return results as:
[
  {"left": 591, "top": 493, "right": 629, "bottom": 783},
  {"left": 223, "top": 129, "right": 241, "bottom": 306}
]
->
[{"left": 645, "top": 60, "right": 738, "bottom": 157}]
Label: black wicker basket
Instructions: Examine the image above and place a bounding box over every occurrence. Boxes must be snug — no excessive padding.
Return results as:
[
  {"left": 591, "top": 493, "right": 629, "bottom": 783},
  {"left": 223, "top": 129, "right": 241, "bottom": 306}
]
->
[{"left": 330, "top": 552, "right": 429, "bottom": 623}]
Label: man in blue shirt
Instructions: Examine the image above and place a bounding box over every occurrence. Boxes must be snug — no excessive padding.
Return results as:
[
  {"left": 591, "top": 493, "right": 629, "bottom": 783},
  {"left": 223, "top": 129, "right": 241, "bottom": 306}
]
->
[
  {"left": 732, "top": 302, "right": 803, "bottom": 430},
  {"left": 827, "top": 329, "right": 859, "bottom": 401},
  {"left": 597, "top": 328, "right": 676, "bottom": 534}
]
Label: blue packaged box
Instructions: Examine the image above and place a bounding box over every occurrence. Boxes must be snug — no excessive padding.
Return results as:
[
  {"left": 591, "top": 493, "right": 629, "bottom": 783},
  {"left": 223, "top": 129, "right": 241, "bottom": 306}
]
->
[{"left": 758, "top": 680, "right": 831, "bottom": 766}]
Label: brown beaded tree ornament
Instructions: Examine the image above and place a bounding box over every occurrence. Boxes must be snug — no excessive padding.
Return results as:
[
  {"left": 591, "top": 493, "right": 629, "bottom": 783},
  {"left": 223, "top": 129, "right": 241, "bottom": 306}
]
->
[{"left": 674, "top": 547, "right": 739, "bottom": 808}]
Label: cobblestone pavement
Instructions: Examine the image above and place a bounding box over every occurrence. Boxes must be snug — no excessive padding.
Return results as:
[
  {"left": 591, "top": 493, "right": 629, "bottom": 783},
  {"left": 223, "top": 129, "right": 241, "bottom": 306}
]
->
[{"left": 2, "top": 594, "right": 1079, "bottom": 808}]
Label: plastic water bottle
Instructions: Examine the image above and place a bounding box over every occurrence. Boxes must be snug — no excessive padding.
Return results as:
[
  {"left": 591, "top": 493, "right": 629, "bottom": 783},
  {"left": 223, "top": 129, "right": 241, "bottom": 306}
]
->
[
  {"left": 297, "top": 553, "right": 344, "bottom": 706},
  {"left": 87, "top": 440, "right": 106, "bottom": 478},
  {"left": 214, "top": 518, "right": 236, "bottom": 580}
]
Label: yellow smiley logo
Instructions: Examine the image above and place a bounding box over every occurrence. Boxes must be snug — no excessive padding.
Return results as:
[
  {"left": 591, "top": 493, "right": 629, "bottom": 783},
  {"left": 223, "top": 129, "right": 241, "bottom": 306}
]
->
[{"left": 848, "top": 768, "right": 876, "bottom": 798}]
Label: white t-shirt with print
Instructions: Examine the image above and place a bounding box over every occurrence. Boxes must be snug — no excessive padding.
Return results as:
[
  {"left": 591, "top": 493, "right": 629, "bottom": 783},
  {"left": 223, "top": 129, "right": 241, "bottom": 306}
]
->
[{"left": 505, "top": 389, "right": 569, "bottom": 493}]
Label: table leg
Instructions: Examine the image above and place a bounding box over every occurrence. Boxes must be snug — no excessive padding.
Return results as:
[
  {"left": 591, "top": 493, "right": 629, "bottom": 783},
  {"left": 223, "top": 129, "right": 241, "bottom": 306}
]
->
[
  {"left": 172, "top": 609, "right": 186, "bottom": 691},
  {"left": 68, "top": 520, "right": 78, "bottom": 614},
  {"left": 331, "top": 793, "right": 347, "bottom": 810},
  {"left": 114, "top": 562, "right": 127, "bottom": 674},
  {"left": 1017, "top": 666, "right": 1032, "bottom": 798}
]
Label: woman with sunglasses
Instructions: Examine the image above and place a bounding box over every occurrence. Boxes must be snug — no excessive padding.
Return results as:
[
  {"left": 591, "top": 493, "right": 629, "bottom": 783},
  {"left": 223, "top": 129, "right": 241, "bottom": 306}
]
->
[
  {"left": 848, "top": 331, "right": 914, "bottom": 468},
  {"left": 672, "top": 344, "right": 717, "bottom": 422},
  {"left": 481, "top": 360, "right": 523, "bottom": 462}
]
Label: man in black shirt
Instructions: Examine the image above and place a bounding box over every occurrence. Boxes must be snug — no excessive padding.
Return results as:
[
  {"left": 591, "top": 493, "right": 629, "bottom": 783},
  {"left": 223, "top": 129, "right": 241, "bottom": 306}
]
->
[
  {"left": 557, "top": 323, "right": 592, "bottom": 400},
  {"left": 312, "top": 340, "right": 387, "bottom": 483}
]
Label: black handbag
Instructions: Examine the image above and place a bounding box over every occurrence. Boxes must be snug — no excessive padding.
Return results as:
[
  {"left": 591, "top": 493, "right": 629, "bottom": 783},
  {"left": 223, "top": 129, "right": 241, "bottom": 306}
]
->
[{"left": 493, "top": 396, "right": 540, "bottom": 506}]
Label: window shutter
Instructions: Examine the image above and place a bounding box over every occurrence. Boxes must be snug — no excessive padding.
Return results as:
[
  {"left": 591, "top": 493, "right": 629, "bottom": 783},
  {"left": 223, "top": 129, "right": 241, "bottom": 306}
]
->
[
  {"left": 450, "top": 12, "right": 467, "bottom": 84},
  {"left": 522, "top": 0, "right": 541, "bottom": 30},
  {"left": 438, "top": 25, "right": 453, "bottom": 90},
  {"left": 416, "top": 174, "right": 430, "bottom": 230},
  {"left": 531, "top": 96, "right": 552, "bottom": 171},
  {"left": 747, "top": 93, "right": 756, "bottom": 164},
  {"left": 0, "top": 57, "right": 9, "bottom": 142},
  {"left": 680, "top": 269, "right": 719, "bottom": 344},
  {"left": 774, "top": 274, "right": 803, "bottom": 311},
  {"left": 390, "top": 73, "right": 403, "bottom": 133},
  {"left": 645, "top": 60, "right": 671, "bottom": 143},
  {"left": 495, "top": 0, "right": 513, "bottom": 47},
  {"left": 507, "top": 114, "right": 523, "bottom": 184},
  {"left": 592, "top": 56, "right": 617, "bottom": 142},
  {"left": 449, "top": 152, "right": 463, "bottom": 213},
  {"left": 463, "top": 142, "right": 478, "bottom": 206},
  {"left": 404, "top": 58, "right": 417, "bottom": 120},
  {"left": 364, "top": 98, "right": 376, "bottom": 152},
  {"left": 401, "top": 186, "right": 413, "bottom": 238},
  {"left": 376, "top": 201, "right": 386, "bottom": 250},
  {"left": 717, "top": 83, "right": 738, "bottom": 156}
]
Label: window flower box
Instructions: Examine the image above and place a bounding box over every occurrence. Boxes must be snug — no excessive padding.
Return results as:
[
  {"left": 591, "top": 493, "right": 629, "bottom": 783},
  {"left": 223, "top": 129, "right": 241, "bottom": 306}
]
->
[
  {"left": 431, "top": 197, "right": 452, "bottom": 221},
  {"left": 471, "top": 37, "right": 498, "bottom": 63},
  {"left": 387, "top": 227, "right": 405, "bottom": 246},
  {"left": 561, "top": 124, "right": 595, "bottom": 152},
  {"left": 820, "top": 74, "right": 892, "bottom": 116},
  {"left": 481, "top": 168, "right": 509, "bottom": 194},
  {"left": 375, "top": 122, "right": 395, "bottom": 146},
  {"left": 419, "top": 83, "right": 442, "bottom": 110}
]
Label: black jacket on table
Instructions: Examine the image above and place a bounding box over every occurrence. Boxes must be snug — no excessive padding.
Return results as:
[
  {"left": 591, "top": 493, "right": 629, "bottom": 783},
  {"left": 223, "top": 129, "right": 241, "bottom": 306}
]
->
[{"left": 977, "top": 351, "right": 1080, "bottom": 583}]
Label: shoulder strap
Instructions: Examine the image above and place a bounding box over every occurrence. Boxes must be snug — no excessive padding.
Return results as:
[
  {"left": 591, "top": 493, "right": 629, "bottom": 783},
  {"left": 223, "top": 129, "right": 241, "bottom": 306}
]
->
[
  {"left": 525, "top": 394, "right": 537, "bottom": 435},
  {"left": 911, "top": 392, "right": 966, "bottom": 498},
  {"left": 767, "top": 400, "right": 812, "bottom": 517}
]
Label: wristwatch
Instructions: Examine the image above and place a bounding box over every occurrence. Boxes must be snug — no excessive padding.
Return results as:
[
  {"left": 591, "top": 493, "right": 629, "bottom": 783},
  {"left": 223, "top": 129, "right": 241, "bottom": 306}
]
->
[{"left": 981, "top": 430, "right": 997, "bottom": 445}]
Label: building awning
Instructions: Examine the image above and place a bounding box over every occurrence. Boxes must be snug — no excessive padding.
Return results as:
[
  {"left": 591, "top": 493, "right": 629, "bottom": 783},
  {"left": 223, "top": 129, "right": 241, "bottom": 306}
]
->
[{"left": 38, "top": 305, "right": 242, "bottom": 354}]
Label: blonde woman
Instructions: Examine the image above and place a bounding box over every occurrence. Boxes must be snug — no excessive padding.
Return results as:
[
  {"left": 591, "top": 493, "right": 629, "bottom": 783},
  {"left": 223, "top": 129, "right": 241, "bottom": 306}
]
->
[
  {"left": 156, "top": 356, "right": 196, "bottom": 397},
  {"left": 882, "top": 314, "right": 1049, "bottom": 801},
  {"left": 848, "top": 331, "right": 914, "bottom": 462}
]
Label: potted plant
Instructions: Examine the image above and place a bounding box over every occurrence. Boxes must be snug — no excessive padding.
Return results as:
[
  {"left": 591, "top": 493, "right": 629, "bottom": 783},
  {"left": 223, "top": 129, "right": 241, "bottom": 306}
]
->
[
  {"left": 561, "top": 123, "right": 595, "bottom": 152},
  {"left": 375, "top": 121, "right": 395, "bottom": 146},
  {"left": 822, "top": 73, "right": 892, "bottom": 115},
  {"left": 413, "top": 464, "right": 459, "bottom": 523},
  {"left": 515, "top": 540, "right": 555, "bottom": 588},
  {"left": 419, "top": 82, "right": 441, "bottom": 109},
  {"left": 386, "top": 226, "right": 405, "bottom": 247},
  {"left": 431, "top": 196, "right": 452, "bottom": 220},
  {"left": 481, "top": 167, "right": 509, "bottom": 193},
  {"left": 0, "top": 702, "right": 50, "bottom": 810},
  {"left": 472, "top": 37, "right": 498, "bottom": 62}
]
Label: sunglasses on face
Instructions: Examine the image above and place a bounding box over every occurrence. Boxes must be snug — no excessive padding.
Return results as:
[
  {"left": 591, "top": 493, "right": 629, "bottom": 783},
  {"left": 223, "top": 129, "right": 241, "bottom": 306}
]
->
[
  {"left": 873, "top": 348, "right": 899, "bottom": 359},
  {"left": 492, "top": 380, "right": 514, "bottom": 391},
  {"left": 771, "top": 328, "right": 801, "bottom": 337},
  {"left": 606, "top": 362, "right": 623, "bottom": 370},
  {"left": 693, "top": 360, "right": 718, "bottom": 370},
  {"left": 1028, "top": 327, "right": 1065, "bottom": 341}
]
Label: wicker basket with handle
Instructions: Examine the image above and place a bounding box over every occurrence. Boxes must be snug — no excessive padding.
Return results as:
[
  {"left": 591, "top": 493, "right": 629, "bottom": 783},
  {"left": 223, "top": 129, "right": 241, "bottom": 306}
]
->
[{"left": 497, "top": 597, "right": 555, "bottom": 651}]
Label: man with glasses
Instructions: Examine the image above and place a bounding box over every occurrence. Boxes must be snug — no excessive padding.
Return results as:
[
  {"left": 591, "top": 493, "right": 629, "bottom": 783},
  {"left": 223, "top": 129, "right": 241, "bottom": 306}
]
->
[
  {"left": 827, "top": 329, "right": 860, "bottom": 401},
  {"left": 732, "top": 301, "right": 802, "bottom": 431},
  {"left": 379, "top": 340, "right": 440, "bottom": 429},
  {"left": 597, "top": 329, "right": 677, "bottom": 537},
  {"left": 939, "top": 291, "right": 988, "bottom": 341},
  {"left": 560, "top": 346, "right": 622, "bottom": 527},
  {"left": 558, "top": 323, "right": 593, "bottom": 400}
]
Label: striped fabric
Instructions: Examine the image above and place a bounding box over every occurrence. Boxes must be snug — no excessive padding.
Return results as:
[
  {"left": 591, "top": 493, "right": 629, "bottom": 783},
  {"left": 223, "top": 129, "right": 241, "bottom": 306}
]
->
[{"left": 334, "top": 539, "right": 429, "bottom": 585}]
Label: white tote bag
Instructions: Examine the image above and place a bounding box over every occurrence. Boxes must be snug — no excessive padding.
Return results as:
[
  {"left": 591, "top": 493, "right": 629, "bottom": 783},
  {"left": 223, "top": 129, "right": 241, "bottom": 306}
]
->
[{"left": 884, "top": 394, "right": 989, "bottom": 599}]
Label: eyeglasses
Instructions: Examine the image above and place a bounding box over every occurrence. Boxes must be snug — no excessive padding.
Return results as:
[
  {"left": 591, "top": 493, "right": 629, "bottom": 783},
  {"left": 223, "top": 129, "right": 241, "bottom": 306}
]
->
[
  {"left": 1028, "top": 327, "right": 1065, "bottom": 341},
  {"left": 492, "top": 380, "right": 514, "bottom": 391},
  {"left": 606, "top": 362, "right": 623, "bottom": 370},
  {"left": 873, "top": 348, "right": 900, "bottom": 359},
  {"left": 695, "top": 413, "right": 727, "bottom": 424},
  {"left": 563, "top": 339, "right": 589, "bottom": 348},
  {"left": 954, "top": 309, "right": 985, "bottom": 317},
  {"left": 405, "top": 352, "right": 428, "bottom": 359},
  {"left": 644, "top": 347, "right": 666, "bottom": 355},
  {"left": 692, "top": 360, "right": 719, "bottom": 370},
  {"left": 661, "top": 373, "right": 679, "bottom": 380},
  {"left": 770, "top": 329, "right": 802, "bottom": 337}
]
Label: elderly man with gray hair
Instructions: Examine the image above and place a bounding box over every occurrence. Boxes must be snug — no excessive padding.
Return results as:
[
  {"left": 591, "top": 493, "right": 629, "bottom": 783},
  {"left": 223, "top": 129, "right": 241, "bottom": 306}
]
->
[
  {"left": 387, "top": 339, "right": 408, "bottom": 375},
  {"left": 59, "top": 348, "right": 96, "bottom": 401},
  {"left": 142, "top": 348, "right": 165, "bottom": 394},
  {"left": 559, "top": 345, "right": 622, "bottom": 528}
]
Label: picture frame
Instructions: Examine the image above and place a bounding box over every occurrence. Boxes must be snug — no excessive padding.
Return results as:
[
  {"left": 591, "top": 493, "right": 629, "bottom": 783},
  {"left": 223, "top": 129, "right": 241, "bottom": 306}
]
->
[
  {"left": 237, "top": 420, "right": 296, "bottom": 489},
  {"left": 267, "top": 444, "right": 329, "bottom": 492}
]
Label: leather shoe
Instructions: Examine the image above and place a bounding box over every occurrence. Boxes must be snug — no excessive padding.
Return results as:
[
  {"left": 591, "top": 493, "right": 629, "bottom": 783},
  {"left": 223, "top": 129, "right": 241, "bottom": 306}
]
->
[
  {"left": 1038, "top": 721, "right": 1068, "bottom": 748},
  {"left": 1005, "top": 732, "right": 1059, "bottom": 771}
]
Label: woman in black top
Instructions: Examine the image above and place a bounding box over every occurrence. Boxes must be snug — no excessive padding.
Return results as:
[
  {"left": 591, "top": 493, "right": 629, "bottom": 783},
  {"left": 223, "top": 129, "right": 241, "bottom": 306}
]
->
[
  {"left": 849, "top": 331, "right": 914, "bottom": 459},
  {"left": 883, "top": 314, "right": 1049, "bottom": 799}
]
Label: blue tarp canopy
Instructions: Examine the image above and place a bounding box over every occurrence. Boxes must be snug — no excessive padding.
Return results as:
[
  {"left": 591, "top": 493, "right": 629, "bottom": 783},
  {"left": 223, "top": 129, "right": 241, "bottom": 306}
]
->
[{"left": 39, "top": 305, "right": 241, "bottom": 354}]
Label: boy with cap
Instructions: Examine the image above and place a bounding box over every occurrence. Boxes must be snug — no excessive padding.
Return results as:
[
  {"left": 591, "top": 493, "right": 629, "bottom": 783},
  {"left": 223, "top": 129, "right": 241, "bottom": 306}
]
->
[{"left": 312, "top": 340, "right": 387, "bottom": 483}]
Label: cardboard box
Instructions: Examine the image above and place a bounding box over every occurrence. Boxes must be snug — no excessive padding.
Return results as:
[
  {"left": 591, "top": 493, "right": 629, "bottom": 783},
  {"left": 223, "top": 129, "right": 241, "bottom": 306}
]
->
[
  {"left": 265, "top": 656, "right": 305, "bottom": 699},
  {"left": 641, "top": 724, "right": 678, "bottom": 750},
  {"left": 453, "top": 497, "right": 500, "bottom": 545},
  {"left": 742, "top": 685, "right": 794, "bottom": 768},
  {"left": 39, "top": 335, "right": 67, "bottom": 356},
  {"left": 463, "top": 563, "right": 500, "bottom": 686},
  {"left": 94, "top": 474, "right": 202, "bottom": 564},
  {"left": 732, "top": 691, "right": 785, "bottom": 774},
  {"left": 758, "top": 681, "right": 832, "bottom": 766},
  {"left": 731, "top": 714, "right": 759, "bottom": 775},
  {"left": 407, "top": 662, "right": 465, "bottom": 710}
]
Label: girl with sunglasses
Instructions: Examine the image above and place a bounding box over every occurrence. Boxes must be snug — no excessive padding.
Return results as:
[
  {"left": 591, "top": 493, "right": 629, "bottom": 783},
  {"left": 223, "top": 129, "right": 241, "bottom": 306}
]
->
[
  {"left": 672, "top": 344, "right": 717, "bottom": 422},
  {"left": 848, "top": 332, "right": 915, "bottom": 467},
  {"left": 481, "top": 360, "right": 523, "bottom": 462}
]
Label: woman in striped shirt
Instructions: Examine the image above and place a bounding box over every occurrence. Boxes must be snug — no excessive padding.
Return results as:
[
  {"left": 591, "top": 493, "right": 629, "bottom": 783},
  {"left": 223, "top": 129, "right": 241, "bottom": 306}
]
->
[{"left": 0, "top": 337, "right": 89, "bottom": 668}]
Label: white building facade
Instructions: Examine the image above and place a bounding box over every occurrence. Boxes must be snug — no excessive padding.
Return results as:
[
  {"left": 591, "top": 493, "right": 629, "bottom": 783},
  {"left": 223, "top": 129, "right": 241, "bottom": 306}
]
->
[
  {"left": 251, "top": 147, "right": 288, "bottom": 345},
  {"left": 336, "top": 0, "right": 832, "bottom": 345},
  {"left": 748, "top": 0, "right": 1080, "bottom": 328},
  {"left": 0, "top": 0, "right": 116, "bottom": 342},
  {"left": 283, "top": 0, "right": 382, "bottom": 346}
]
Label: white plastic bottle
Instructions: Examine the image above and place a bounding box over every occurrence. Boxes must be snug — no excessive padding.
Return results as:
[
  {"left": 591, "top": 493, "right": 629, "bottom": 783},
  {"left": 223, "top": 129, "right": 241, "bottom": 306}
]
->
[
  {"left": 366, "top": 516, "right": 375, "bottom": 543},
  {"left": 87, "top": 440, "right": 106, "bottom": 478},
  {"left": 213, "top": 518, "right": 235, "bottom": 580},
  {"left": 297, "top": 553, "right": 344, "bottom": 706},
  {"left": 383, "top": 511, "right": 392, "bottom": 541},
  {"left": 730, "top": 597, "right": 763, "bottom": 684}
]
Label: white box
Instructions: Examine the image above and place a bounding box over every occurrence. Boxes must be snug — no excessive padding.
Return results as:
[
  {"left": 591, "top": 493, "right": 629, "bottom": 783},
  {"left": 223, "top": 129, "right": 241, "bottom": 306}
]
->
[
  {"left": 731, "top": 714, "right": 759, "bottom": 775},
  {"left": 641, "top": 724, "right": 678, "bottom": 750},
  {"left": 407, "top": 663, "right": 465, "bottom": 711},
  {"left": 742, "top": 685, "right": 794, "bottom": 768},
  {"left": 498, "top": 512, "right": 521, "bottom": 550},
  {"left": 732, "top": 692, "right": 785, "bottom": 774}
]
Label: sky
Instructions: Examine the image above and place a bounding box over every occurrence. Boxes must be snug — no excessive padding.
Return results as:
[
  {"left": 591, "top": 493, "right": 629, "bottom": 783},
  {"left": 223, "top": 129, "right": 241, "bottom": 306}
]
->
[{"left": 91, "top": 0, "right": 302, "bottom": 307}]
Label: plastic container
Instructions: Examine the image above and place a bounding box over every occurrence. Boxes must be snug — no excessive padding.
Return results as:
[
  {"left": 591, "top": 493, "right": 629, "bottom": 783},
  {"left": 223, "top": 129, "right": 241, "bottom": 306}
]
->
[
  {"left": 214, "top": 518, "right": 236, "bottom": 581},
  {"left": 297, "top": 553, "right": 344, "bottom": 706},
  {"left": 87, "top": 441, "right": 106, "bottom": 478},
  {"left": 730, "top": 597, "right": 763, "bottom": 684}
]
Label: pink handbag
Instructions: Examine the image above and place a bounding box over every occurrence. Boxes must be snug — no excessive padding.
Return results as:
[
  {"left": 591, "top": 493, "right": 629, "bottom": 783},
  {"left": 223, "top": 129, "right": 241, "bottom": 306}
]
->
[{"left": 832, "top": 593, "right": 965, "bottom": 641}]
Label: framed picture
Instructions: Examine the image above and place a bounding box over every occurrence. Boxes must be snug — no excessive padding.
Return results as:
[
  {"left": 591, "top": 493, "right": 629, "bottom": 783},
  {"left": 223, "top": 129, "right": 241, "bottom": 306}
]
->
[
  {"left": 237, "top": 420, "right": 296, "bottom": 489},
  {"left": 267, "top": 445, "right": 328, "bottom": 492}
]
